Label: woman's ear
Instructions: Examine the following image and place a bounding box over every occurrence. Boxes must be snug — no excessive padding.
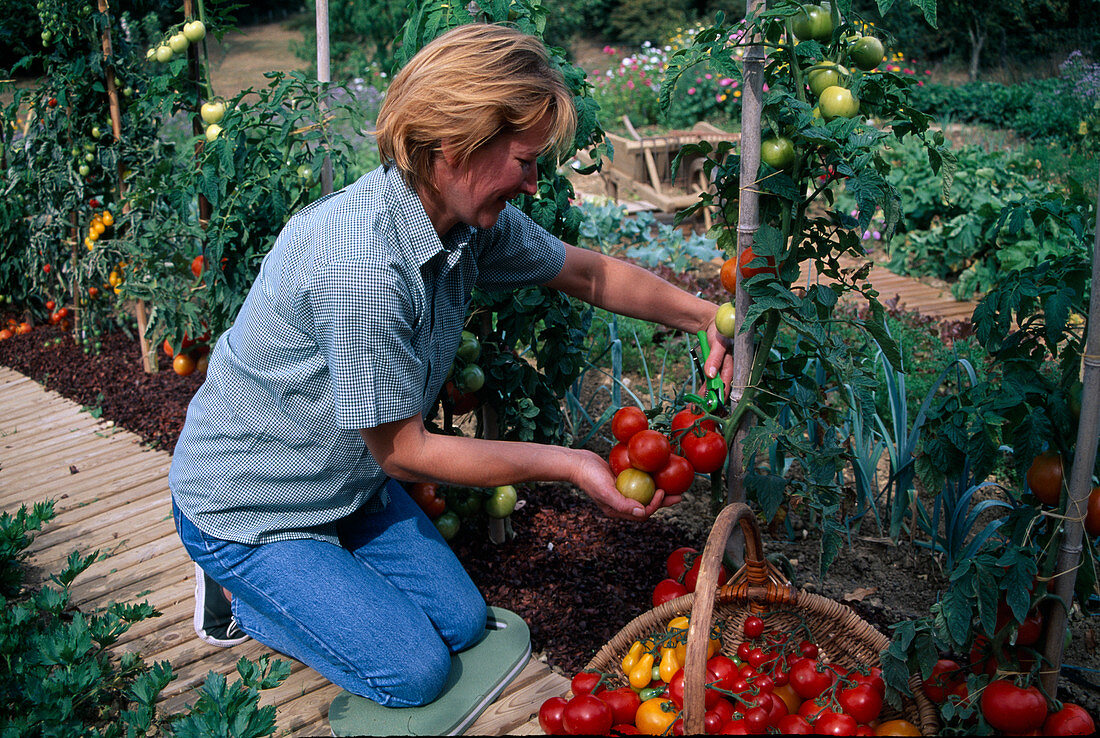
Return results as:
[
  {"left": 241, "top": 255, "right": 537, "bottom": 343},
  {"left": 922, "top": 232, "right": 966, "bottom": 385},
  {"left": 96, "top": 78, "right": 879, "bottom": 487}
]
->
[{"left": 439, "top": 139, "right": 461, "bottom": 168}]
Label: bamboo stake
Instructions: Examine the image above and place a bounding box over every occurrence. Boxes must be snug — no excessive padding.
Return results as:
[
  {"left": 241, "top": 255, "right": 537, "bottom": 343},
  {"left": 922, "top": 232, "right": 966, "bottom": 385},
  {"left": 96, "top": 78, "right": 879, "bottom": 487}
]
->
[
  {"left": 98, "top": 0, "right": 154, "bottom": 371},
  {"left": 729, "top": 2, "right": 766, "bottom": 506},
  {"left": 724, "top": 0, "right": 767, "bottom": 565},
  {"left": 315, "top": 0, "right": 334, "bottom": 195},
  {"left": 1039, "top": 163, "right": 1100, "bottom": 699}
]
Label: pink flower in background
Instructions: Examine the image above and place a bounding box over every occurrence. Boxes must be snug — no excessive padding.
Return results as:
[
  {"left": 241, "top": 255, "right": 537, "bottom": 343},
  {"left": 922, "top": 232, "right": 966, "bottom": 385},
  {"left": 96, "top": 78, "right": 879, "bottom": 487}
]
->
[
  {"left": 705, "top": 73, "right": 713, "bottom": 79},
  {"left": 720, "top": 77, "right": 733, "bottom": 86},
  {"left": 762, "top": 83, "right": 769, "bottom": 92},
  {"left": 716, "top": 93, "right": 726, "bottom": 102},
  {"left": 627, "top": 80, "right": 635, "bottom": 90},
  {"left": 863, "top": 231, "right": 871, "bottom": 239},
  {"left": 873, "top": 231, "right": 881, "bottom": 240},
  {"left": 688, "top": 87, "right": 697, "bottom": 95},
  {"left": 731, "top": 81, "right": 739, "bottom": 88}
]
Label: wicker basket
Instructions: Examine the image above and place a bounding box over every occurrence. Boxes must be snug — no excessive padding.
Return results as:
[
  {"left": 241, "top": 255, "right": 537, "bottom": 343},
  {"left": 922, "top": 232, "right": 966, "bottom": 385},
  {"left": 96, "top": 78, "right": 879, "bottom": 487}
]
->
[{"left": 584, "top": 503, "right": 939, "bottom": 734}]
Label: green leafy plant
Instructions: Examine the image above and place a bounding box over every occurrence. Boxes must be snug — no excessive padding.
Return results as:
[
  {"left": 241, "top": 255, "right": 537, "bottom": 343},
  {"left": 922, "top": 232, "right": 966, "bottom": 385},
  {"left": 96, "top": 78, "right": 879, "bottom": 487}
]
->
[{"left": 0, "top": 499, "right": 291, "bottom": 736}]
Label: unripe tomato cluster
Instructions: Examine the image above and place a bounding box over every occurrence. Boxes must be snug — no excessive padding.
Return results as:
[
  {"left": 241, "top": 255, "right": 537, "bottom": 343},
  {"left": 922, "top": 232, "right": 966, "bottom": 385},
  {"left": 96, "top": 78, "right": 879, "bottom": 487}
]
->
[
  {"left": 407, "top": 481, "right": 519, "bottom": 542},
  {"left": 147, "top": 19, "right": 206, "bottom": 65},
  {"left": 608, "top": 405, "right": 727, "bottom": 505},
  {"left": 440, "top": 330, "right": 486, "bottom": 417},
  {"left": 539, "top": 611, "right": 910, "bottom": 735}
]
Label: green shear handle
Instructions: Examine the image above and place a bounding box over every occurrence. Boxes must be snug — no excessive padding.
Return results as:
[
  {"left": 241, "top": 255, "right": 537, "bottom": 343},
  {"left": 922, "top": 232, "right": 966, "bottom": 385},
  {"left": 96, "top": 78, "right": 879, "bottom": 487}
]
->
[{"left": 683, "top": 330, "right": 726, "bottom": 413}]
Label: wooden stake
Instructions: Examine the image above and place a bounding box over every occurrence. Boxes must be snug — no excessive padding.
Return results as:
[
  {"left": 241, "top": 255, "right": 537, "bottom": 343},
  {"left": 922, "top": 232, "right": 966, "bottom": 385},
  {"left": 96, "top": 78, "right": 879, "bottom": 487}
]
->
[
  {"left": 1039, "top": 163, "right": 1100, "bottom": 700},
  {"left": 315, "top": 0, "right": 334, "bottom": 195}
]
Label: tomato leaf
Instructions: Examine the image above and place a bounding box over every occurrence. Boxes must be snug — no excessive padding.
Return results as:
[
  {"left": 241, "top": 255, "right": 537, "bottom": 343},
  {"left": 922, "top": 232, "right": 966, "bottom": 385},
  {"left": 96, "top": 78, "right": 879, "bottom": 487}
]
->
[{"left": 745, "top": 472, "right": 786, "bottom": 522}]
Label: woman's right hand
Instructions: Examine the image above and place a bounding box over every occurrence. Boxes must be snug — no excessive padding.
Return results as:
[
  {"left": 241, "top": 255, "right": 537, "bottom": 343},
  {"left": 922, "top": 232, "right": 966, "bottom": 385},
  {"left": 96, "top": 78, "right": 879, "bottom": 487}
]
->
[{"left": 570, "top": 449, "right": 668, "bottom": 521}]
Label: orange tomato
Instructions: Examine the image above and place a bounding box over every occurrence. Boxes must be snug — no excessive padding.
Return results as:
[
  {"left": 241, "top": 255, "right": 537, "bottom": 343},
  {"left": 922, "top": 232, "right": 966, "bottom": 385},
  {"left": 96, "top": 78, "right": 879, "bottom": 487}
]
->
[
  {"left": 0, "top": 328, "right": 12, "bottom": 340},
  {"left": 173, "top": 353, "right": 196, "bottom": 376},
  {"left": 191, "top": 255, "right": 204, "bottom": 278},
  {"left": 163, "top": 339, "right": 174, "bottom": 358},
  {"left": 635, "top": 697, "right": 679, "bottom": 735},
  {"left": 720, "top": 257, "right": 738, "bottom": 295},
  {"left": 874, "top": 719, "right": 921, "bottom": 735},
  {"left": 15, "top": 321, "right": 32, "bottom": 335},
  {"left": 773, "top": 682, "right": 802, "bottom": 714}
]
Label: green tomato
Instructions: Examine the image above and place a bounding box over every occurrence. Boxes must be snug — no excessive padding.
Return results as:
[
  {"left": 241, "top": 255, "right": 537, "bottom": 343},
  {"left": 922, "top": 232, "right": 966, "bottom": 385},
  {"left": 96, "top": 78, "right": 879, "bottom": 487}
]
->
[
  {"left": 183, "top": 19, "right": 206, "bottom": 43},
  {"left": 616, "top": 468, "right": 655, "bottom": 505},
  {"left": 449, "top": 490, "right": 482, "bottom": 519},
  {"left": 715, "top": 302, "right": 736, "bottom": 338},
  {"left": 760, "top": 136, "right": 795, "bottom": 169},
  {"left": 434, "top": 511, "right": 460, "bottom": 541},
  {"left": 458, "top": 364, "right": 485, "bottom": 393},
  {"left": 200, "top": 100, "right": 226, "bottom": 124},
  {"left": 168, "top": 33, "right": 189, "bottom": 53},
  {"left": 205, "top": 123, "right": 222, "bottom": 142},
  {"left": 807, "top": 62, "right": 842, "bottom": 97},
  {"left": 486, "top": 485, "right": 518, "bottom": 518},
  {"left": 456, "top": 334, "right": 481, "bottom": 363},
  {"left": 818, "top": 85, "right": 860, "bottom": 119},
  {"left": 78, "top": 164, "right": 91, "bottom": 177},
  {"left": 155, "top": 45, "right": 174, "bottom": 63},
  {"left": 848, "top": 36, "right": 885, "bottom": 71},
  {"left": 296, "top": 164, "right": 313, "bottom": 180},
  {"left": 791, "top": 5, "right": 832, "bottom": 42}
]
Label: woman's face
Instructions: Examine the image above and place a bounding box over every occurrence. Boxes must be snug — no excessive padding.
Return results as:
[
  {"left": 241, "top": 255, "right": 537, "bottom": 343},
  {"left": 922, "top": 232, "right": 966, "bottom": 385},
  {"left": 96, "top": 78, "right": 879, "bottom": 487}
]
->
[{"left": 427, "top": 121, "right": 548, "bottom": 234}]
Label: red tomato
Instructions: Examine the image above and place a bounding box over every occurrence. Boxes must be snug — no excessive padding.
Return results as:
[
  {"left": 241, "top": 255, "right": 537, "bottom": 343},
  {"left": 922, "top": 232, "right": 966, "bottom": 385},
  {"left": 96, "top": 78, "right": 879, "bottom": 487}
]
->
[
  {"left": 628, "top": 429, "right": 671, "bottom": 472},
  {"left": 798, "top": 640, "right": 819, "bottom": 659},
  {"left": 707, "top": 655, "right": 740, "bottom": 692},
  {"left": 538, "top": 696, "right": 569, "bottom": 735},
  {"left": 611, "top": 725, "right": 642, "bottom": 735},
  {"left": 654, "top": 453, "right": 695, "bottom": 496},
  {"left": 609, "top": 442, "right": 631, "bottom": 477},
  {"left": 743, "top": 616, "right": 765, "bottom": 639},
  {"left": 980, "top": 679, "right": 1047, "bottom": 733},
  {"left": 670, "top": 405, "right": 717, "bottom": 445},
  {"left": 777, "top": 714, "right": 813, "bottom": 734},
  {"left": 570, "top": 670, "right": 603, "bottom": 696},
  {"left": 850, "top": 667, "right": 886, "bottom": 698},
  {"left": 561, "top": 693, "right": 613, "bottom": 735},
  {"left": 681, "top": 430, "right": 727, "bottom": 474},
  {"left": 599, "top": 686, "right": 641, "bottom": 726},
  {"left": 666, "top": 546, "right": 698, "bottom": 581},
  {"left": 667, "top": 666, "right": 721, "bottom": 710},
  {"left": 814, "top": 711, "right": 859, "bottom": 735},
  {"left": 719, "top": 719, "right": 749, "bottom": 734},
  {"left": 683, "top": 557, "right": 729, "bottom": 592},
  {"left": 45, "top": 300, "right": 55, "bottom": 311},
  {"left": 1042, "top": 702, "right": 1096, "bottom": 735},
  {"left": 408, "top": 482, "right": 446, "bottom": 519},
  {"left": 743, "top": 705, "right": 769, "bottom": 733},
  {"left": 1085, "top": 486, "right": 1100, "bottom": 537},
  {"left": 1026, "top": 450, "right": 1064, "bottom": 505},
  {"left": 652, "top": 578, "right": 689, "bottom": 607},
  {"left": 789, "top": 658, "right": 835, "bottom": 700},
  {"left": 611, "top": 406, "right": 648, "bottom": 442},
  {"left": 837, "top": 683, "right": 883, "bottom": 724},
  {"left": 738, "top": 245, "right": 775, "bottom": 280}
]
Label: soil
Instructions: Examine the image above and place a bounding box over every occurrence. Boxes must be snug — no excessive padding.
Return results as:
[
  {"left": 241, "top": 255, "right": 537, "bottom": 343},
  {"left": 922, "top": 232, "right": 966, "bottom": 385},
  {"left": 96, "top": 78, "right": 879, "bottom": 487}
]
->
[{"left": 4, "top": 18, "right": 1098, "bottom": 724}]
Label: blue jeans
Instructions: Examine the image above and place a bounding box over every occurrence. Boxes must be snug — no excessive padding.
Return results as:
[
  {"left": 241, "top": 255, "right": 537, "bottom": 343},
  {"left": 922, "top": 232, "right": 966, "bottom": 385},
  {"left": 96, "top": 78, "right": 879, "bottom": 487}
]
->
[{"left": 173, "top": 480, "right": 487, "bottom": 707}]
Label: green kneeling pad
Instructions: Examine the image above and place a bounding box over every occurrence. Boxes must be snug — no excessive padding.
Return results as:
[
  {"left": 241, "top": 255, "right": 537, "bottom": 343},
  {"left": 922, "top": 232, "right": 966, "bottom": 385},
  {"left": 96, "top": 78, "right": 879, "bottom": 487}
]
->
[{"left": 328, "top": 607, "right": 531, "bottom": 736}]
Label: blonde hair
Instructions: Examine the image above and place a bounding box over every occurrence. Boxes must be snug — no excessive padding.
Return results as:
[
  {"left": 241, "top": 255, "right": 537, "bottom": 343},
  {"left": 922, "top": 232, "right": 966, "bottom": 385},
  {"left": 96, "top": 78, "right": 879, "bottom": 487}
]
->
[{"left": 374, "top": 24, "right": 577, "bottom": 195}]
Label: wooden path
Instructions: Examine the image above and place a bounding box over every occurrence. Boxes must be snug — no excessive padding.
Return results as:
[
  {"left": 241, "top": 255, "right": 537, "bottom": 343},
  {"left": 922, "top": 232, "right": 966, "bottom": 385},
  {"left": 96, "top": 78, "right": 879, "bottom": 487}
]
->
[{"left": 0, "top": 366, "right": 566, "bottom": 736}]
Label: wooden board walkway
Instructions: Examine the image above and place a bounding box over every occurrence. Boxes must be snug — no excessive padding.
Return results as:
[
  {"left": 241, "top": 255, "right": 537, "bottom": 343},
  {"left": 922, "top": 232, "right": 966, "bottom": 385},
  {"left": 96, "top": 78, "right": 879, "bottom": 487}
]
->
[{"left": 0, "top": 366, "right": 567, "bottom": 736}]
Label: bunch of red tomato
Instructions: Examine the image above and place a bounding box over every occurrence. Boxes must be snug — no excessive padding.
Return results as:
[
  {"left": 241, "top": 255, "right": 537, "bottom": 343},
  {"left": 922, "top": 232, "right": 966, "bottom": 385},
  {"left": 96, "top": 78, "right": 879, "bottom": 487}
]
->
[
  {"left": 609, "top": 406, "right": 727, "bottom": 505},
  {"left": 650, "top": 546, "right": 730, "bottom": 608},
  {"left": 539, "top": 611, "right": 919, "bottom": 735}
]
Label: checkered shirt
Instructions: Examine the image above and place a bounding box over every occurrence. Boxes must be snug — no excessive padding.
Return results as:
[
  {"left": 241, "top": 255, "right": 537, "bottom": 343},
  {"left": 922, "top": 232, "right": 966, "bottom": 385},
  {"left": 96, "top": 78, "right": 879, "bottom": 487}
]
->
[{"left": 169, "top": 164, "right": 566, "bottom": 545}]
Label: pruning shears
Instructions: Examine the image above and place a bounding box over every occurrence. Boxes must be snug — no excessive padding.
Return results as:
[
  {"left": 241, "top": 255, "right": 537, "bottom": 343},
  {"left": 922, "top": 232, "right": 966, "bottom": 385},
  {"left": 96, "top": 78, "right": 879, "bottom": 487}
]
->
[{"left": 684, "top": 330, "right": 726, "bottom": 413}]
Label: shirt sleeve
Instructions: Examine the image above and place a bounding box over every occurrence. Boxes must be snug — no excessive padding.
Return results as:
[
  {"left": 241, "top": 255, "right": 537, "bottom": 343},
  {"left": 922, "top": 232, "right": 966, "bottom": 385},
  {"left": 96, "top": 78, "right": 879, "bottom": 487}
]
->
[
  {"left": 474, "top": 204, "right": 566, "bottom": 291},
  {"left": 309, "top": 258, "right": 426, "bottom": 430}
]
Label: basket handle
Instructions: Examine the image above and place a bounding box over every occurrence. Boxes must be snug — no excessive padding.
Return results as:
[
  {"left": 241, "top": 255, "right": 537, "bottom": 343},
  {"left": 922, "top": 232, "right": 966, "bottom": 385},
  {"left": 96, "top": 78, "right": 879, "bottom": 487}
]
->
[{"left": 682, "top": 502, "right": 794, "bottom": 734}]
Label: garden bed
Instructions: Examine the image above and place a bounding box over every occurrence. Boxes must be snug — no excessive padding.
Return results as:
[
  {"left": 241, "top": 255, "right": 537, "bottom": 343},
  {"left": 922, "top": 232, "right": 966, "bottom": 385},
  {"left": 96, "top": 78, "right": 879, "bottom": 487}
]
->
[{"left": 2, "top": 314, "right": 1097, "bottom": 721}]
